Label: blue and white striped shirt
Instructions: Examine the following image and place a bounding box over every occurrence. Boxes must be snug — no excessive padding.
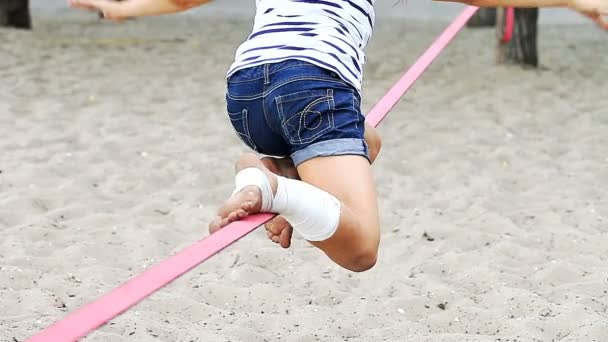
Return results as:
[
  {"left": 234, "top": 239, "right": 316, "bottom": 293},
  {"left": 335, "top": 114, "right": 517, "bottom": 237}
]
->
[{"left": 227, "top": 0, "right": 375, "bottom": 93}]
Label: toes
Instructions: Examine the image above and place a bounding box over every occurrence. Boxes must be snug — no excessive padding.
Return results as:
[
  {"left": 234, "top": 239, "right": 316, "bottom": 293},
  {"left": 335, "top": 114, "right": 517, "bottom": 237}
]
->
[
  {"left": 266, "top": 231, "right": 280, "bottom": 244},
  {"left": 279, "top": 226, "right": 293, "bottom": 248},
  {"left": 267, "top": 216, "right": 290, "bottom": 234},
  {"left": 219, "top": 217, "right": 231, "bottom": 228},
  {"left": 227, "top": 209, "right": 246, "bottom": 222},
  {"left": 265, "top": 218, "right": 283, "bottom": 235},
  {"left": 217, "top": 189, "right": 260, "bottom": 218},
  {"left": 264, "top": 216, "right": 292, "bottom": 247},
  {"left": 235, "top": 208, "right": 249, "bottom": 219},
  {"left": 208, "top": 216, "right": 222, "bottom": 234},
  {"left": 211, "top": 209, "right": 249, "bottom": 233},
  {"left": 226, "top": 212, "right": 238, "bottom": 222}
]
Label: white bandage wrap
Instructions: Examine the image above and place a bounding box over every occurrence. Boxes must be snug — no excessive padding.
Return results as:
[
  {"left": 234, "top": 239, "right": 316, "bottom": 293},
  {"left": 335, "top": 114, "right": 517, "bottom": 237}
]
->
[
  {"left": 231, "top": 167, "right": 342, "bottom": 242},
  {"left": 270, "top": 176, "right": 341, "bottom": 242},
  {"left": 233, "top": 167, "right": 273, "bottom": 212}
]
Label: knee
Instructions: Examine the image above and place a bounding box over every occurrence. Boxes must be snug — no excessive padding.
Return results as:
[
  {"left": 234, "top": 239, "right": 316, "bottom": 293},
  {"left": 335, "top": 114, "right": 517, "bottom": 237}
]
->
[{"left": 344, "top": 246, "right": 378, "bottom": 272}]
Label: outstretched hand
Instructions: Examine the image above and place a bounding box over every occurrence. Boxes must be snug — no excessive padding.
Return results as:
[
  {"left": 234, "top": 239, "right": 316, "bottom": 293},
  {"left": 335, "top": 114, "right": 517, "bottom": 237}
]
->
[
  {"left": 68, "top": 0, "right": 213, "bottom": 20},
  {"left": 570, "top": 0, "right": 608, "bottom": 29},
  {"left": 69, "top": 0, "right": 128, "bottom": 21},
  {"left": 580, "top": 11, "right": 608, "bottom": 29}
]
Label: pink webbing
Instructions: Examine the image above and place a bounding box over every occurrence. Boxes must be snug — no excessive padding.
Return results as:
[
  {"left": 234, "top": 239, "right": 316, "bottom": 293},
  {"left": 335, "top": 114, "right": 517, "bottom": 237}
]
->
[
  {"left": 502, "top": 7, "right": 515, "bottom": 43},
  {"left": 365, "top": 5, "right": 479, "bottom": 127},
  {"left": 26, "top": 214, "right": 275, "bottom": 342},
  {"left": 26, "top": 6, "right": 478, "bottom": 342}
]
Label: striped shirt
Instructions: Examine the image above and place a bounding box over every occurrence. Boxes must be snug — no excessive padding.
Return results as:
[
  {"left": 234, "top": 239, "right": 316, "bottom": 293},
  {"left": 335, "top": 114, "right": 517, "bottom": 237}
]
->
[{"left": 227, "top": 0, "right": 376, "bottom": 93}]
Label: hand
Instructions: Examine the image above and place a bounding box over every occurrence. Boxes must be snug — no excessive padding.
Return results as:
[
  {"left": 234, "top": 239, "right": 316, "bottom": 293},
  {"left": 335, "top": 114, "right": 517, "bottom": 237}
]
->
[
  {"left": 569, "top": 0, "right": 608, "bottom": 29},
  {"left": 580, "top": 11, "right": 608, "bottom": 29},
  {"left": 68, "top": 0, "right": 128, "bottom": 21},
  {"left": 172, "top": 0, "right": 211, "bottom": 7}
]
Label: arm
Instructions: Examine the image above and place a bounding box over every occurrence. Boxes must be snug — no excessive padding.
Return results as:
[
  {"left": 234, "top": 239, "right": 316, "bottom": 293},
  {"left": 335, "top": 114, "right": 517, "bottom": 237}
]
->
[
  {"left": 437, "top": 0, "right": 567, "bottom": 6},
  {"left": 435, "top": 0, "right": 607, "bottom": 28},
  {"left": 69, "top": 0, "right": 213, "bottom": 20}
]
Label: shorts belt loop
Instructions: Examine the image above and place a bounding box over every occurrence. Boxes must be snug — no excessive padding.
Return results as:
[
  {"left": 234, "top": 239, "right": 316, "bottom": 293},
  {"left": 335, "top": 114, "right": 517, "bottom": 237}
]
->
[{"left": 264, "top": 64, "right": 270, "bottom": 85}]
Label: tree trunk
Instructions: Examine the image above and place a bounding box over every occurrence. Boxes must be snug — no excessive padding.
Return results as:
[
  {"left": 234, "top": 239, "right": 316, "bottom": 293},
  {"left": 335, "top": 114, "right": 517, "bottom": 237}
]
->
[
  {"left": 466, "top": 8, "right": 497, "bottom": 27},
  {"left": 0, "top": 0, "right": 31, "bottom": 29},
  {"left": 496, "top": 8, "right": 538, "bottom": 67}
]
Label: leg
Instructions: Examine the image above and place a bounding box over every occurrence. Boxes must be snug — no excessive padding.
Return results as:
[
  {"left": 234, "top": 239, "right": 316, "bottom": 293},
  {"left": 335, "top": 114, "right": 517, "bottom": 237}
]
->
[
  {"left": 210, "top": 61, "right": 381, "bottom": 271},
  {"left": 209, "top": 153, "right": 380, "bottom": 272},
  {"left": 263, "top": 122, "right": 382, "bottom": 249},
  {"left": 297, "top": 155, "right": 380, "bottom": 271}
]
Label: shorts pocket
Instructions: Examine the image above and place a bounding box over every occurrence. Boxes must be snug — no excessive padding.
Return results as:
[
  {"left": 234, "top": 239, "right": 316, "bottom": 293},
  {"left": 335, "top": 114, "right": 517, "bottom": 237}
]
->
[
  {"left": 228, "top": 108, "right": 257, "bottom": 151},
  {"left": 276, "top": 89, "right": 335, "bottom": 145}
]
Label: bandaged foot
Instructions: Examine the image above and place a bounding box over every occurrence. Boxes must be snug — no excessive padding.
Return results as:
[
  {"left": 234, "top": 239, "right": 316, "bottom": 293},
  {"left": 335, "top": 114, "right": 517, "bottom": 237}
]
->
[
  {"left": 264, "top": 215, "right": 293, "bottom": 248},
  {"left": 260, "top": 157, "right": 299, "bottom": 248},
  {"left": 208, "top": 154, "right": 277, "bottom": 234},
  {"left": 209, "top": 154, "right": 342, "bottom": 242}
]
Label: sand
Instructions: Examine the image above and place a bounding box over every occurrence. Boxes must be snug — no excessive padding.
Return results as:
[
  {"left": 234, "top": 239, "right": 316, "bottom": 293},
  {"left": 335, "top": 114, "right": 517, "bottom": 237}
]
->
[{"left": 1, "top": 2, "right": 608, "bottom": 342}]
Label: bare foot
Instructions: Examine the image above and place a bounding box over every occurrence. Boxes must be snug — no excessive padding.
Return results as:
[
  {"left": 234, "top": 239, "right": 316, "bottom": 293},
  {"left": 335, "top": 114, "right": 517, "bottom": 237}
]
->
[
  {"left": 208, "top": 153, "right": 278, "bottom": 234},
  {"left": 260, "top": 156, "right": 300, "bottom": 248},
  {"left": 264, "top": 215, "right": 293, "bottom": 248}
]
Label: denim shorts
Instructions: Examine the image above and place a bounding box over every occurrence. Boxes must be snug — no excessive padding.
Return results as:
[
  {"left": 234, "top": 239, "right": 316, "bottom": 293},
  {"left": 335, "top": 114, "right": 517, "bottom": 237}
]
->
[{"left": 225, "top": 60, "right": 370, "bottom": 166}]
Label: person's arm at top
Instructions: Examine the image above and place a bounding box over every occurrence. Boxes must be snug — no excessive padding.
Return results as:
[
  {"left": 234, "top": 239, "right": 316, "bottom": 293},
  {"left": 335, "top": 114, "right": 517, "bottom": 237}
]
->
[
  {"left": 435, "top": 0, "right": 607, "bottom": 28},
  {"left": 438, "top": 0, "right": 567, "bottom": 7},
  {"left": 68, "top": 0, "right": 213, "bottom": 20}
]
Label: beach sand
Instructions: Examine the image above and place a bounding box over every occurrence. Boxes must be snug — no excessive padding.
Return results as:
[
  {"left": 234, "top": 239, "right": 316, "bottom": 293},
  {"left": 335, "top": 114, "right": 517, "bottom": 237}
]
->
[{"left": 1, "top": 2, "right": 607, "bottom": 341}]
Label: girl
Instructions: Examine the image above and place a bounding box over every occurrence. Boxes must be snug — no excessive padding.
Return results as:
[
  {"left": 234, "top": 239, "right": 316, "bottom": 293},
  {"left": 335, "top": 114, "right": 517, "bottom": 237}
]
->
[{"left": 70, "top": 0, "right": 607, "bottom": 272}]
